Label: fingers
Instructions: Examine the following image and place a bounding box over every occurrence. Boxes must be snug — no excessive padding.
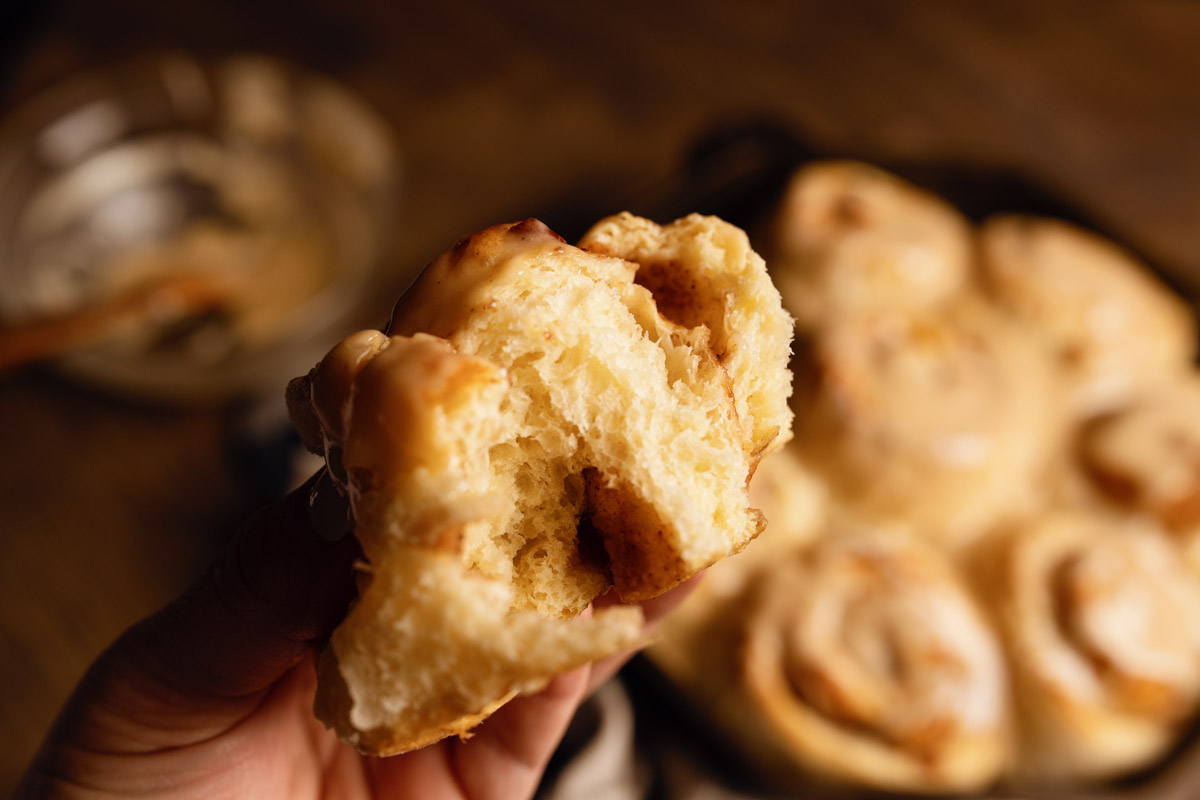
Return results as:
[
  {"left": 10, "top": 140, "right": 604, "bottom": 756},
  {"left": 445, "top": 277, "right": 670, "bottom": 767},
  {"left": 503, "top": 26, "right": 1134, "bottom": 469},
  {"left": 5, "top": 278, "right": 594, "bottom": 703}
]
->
[
  {"left": 591, "top": 570, "right": 704, "bottom": 625},
  {"left": 139, "top": 471, "right": 359, "bottom": 696},
  {"left": 48, "top": 472, "right": 361, "bottom": 754},
  {"left": 586, "top": 572, "right": 703, "bottom": 692},
  {"left": 367, "top": 668, "right": 592, "bottom": 800},
  {"left": 364, "top": 572, "right": 704, "bottom": 799},
  {"left": 308, "top": 468, "right": 355, "bottom": 542},
  {"left": 449, "top": 668, "right": 592, "bottom": 800},
  {"left": 632, "top": 571, "right": 705, "bottom": 629}
]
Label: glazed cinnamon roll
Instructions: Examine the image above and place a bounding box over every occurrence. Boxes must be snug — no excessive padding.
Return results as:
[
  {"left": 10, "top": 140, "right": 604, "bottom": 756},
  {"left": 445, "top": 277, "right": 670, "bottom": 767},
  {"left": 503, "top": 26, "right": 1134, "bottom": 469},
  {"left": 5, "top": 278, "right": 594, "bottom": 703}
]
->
[
  {"left": 739, "top": 531, "right": 1011, "bottom": 794},
  {"left": 979, "top": 215, "right": 1195, "bottom": 416},
  {"left": 979, "top": 511, "right": 1200, "bottom": 784},
  {"left": 767, "top": 160, "right": 974, "bottom": 328},
  {"left": 288, "top": 214, "right": 795, "bottom": 754},
  {"left": 1080, "top": 378, "right": 1200, "bottom": 530},
  {"left": 1077, "top": 377, "right": 1200, "bottom": 573},
  {"left": 791, "top": 301, "right": 1062, "bottom": 547}
]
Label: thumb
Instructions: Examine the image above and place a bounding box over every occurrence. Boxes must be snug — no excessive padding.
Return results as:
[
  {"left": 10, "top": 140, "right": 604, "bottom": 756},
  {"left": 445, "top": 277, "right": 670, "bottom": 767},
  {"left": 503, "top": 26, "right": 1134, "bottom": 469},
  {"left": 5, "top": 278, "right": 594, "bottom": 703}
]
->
[
  {"left": 137, "top": 468, "right": 359, "bottom": 697},
  {"left": 49, "top": 470, "right": 360, "bottom": 751}
]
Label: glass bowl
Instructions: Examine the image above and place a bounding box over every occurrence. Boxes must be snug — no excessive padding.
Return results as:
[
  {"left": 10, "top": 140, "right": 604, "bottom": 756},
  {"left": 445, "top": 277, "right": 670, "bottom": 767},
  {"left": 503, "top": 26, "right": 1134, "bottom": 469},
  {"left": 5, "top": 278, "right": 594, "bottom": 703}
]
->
[{"left": 0, "top": 52, "right": 401, "bottom": 403}]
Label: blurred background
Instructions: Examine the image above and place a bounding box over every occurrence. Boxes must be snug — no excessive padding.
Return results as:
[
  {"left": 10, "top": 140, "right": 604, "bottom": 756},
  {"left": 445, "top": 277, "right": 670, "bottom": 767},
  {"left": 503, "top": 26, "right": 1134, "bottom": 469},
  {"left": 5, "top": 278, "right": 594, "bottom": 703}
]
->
[{"left": 2, "top": 1, "right": 1200, "bottom": 797}]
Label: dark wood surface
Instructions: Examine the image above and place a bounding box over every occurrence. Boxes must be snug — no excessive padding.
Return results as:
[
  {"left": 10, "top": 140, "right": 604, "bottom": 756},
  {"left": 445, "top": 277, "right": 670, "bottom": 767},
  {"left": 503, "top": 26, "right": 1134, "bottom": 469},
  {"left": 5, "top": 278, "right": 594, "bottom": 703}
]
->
[{"left": 3, "top": 1, "right": 1200, "bottom": 794}]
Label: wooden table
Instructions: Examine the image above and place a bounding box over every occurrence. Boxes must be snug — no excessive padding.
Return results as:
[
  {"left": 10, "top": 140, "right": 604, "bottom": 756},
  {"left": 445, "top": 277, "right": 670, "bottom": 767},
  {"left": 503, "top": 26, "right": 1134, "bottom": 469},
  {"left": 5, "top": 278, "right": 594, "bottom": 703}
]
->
[{"left": 2, "top": 1, "right": 1200, "bottom": 794}]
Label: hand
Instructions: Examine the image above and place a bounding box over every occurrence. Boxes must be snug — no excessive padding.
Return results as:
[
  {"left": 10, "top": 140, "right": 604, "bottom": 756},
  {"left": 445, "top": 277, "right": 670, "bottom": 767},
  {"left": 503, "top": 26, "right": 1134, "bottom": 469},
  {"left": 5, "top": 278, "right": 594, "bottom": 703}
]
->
[{"left": 16, "top": 472, "right": 697, "bottom": 800}]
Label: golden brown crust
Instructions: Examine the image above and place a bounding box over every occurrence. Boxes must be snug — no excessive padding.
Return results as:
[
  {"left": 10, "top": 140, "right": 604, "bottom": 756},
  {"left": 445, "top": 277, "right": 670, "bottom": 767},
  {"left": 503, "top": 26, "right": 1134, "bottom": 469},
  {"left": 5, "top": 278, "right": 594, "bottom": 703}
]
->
[{"left": 386, "top": 218, "right": 571, "bottom": 340}]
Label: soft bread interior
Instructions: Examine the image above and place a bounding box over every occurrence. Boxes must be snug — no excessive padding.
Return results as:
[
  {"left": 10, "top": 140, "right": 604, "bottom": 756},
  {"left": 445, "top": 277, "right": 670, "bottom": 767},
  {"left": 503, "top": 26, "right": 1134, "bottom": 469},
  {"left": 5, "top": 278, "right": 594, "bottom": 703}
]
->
[
  {"left": 377, "top": 214, "right": 793, "bottom": 610},
  {"left": 315, "top": 546, "right": 644, "bottom": 754},
  {"left": 288, "top": 214, "right": 794, "bottom": 753},
  {"left": 580, "top": 212, "right": 796, "bottom": 459}
]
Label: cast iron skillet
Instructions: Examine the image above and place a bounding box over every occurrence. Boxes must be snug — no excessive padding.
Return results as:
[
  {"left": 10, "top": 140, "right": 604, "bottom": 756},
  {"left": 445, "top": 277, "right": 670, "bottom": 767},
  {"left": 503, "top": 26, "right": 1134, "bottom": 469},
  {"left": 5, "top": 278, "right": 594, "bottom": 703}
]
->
[{"left": 608, "top": 119, "right": 1200, "bottom": 800}]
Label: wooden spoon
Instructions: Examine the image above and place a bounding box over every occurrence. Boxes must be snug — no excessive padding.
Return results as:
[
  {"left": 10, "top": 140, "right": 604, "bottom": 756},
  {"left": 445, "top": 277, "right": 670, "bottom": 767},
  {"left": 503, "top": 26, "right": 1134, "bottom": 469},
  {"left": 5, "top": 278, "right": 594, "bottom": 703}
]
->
[{"left": 0, "top": 273, "right": 235, "bottom": 373}]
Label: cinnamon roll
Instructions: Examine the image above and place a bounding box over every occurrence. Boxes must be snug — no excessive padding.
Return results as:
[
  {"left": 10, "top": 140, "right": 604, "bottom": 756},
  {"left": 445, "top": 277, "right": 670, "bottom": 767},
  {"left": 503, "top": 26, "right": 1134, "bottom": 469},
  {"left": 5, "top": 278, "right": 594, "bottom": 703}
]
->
[
  {"left": 1077, "top": 377, "right": 1200, "bottom": 573},
  {"left": 739, "top": 531, "right": 1011, "bottom": 794},
  {"left": 979, "top": 511, "right": 1200, "bottom": 783},
  {"left": 979, "top": 214, "right": 1195, "bottom": 416},
  {"left": 791, "top": 301, "right": 1063, "bottom": 547},
  {"left": 766, "top": 160, "right": 973, "bottom": 328},
  {"left": 1080, "top": 378, "right": 1200, "bottom": 530},
  {"left": 288, "top": 214, "right": 796, "bottom": 754}
]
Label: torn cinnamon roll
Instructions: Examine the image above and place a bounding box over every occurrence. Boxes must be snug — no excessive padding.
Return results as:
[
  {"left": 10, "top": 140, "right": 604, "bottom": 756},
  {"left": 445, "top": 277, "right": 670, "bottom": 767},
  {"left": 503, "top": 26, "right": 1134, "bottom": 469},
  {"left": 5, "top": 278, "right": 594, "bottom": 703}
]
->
[{"left": 287, "top": 214, "right": 796, "bottom": 754}]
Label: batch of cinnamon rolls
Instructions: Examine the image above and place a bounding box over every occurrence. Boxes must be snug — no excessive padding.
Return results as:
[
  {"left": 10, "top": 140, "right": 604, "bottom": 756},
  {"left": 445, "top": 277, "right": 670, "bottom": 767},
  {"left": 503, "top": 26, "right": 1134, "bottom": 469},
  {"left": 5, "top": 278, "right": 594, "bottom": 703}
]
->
[{"left": 651, "top": 160, "right": 1200, "bottom": 795}]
